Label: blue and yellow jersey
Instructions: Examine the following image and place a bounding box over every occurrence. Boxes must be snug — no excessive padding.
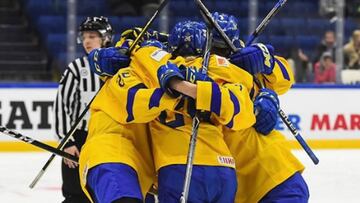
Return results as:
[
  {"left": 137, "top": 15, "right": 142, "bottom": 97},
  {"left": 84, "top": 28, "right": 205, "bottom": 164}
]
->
[
  {"left": 224, "top": 127, "right": 304, "bottom": 203},
  {"left": 90, "top": 66, "right": 180, "bottom": 124},
  {"left": 257, "top": 56, "right": 295, "bottom": 95},
  {"left": 126, "top": 47, "right": 257, "bottom": 170},
  {"left": 79, "top": 110, "right": 156, "bottom": 202},
  {"left": 129, "top": 47, "right": 256, "bottom": 130},
  {"left": 222, "top": 56, "right": 303, "bottom": 203},
  {"left": 175, "top": 55, "right": 256, "bottom": 131},
  {"left": 90, "top": 46, "right": 256, "bottom": 171}
]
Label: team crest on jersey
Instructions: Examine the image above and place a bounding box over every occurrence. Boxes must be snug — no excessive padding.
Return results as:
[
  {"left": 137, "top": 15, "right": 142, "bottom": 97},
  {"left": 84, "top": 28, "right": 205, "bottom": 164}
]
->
[
  {"left": 151, "top": 49, "right": 168, "bottom": 62},
  {"left": 216, "top": 56, "right": 229, "bottom": 67},
  {"left": 217, "top": 156, "right": 235, "bottom": 167}
]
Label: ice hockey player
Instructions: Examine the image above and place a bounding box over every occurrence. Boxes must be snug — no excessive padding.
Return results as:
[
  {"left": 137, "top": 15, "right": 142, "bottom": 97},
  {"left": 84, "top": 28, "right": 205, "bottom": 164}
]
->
[
  {"left": 77, "top": 30, "right": 162, "bottom": 203},
  {"left": 211, "top": 12, "right": 310, "bottom": 203},
  {"left": 85, "top": 21, "right": 258, "bottom": 202}
]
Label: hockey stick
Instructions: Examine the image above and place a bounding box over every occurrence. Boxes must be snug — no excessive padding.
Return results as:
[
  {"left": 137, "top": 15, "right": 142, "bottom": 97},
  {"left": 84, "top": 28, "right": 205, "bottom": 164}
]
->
[
  {"left": 29, "top": 95, "right": 95, "bottom": 188},
  {"left": 246, "top": 0, "right": 288, "bottom": 46},
  {"left": 245, "top": 0, "right": 319, "bottom": 165},
  {"left": 29, "top": 0, "right": 170, "bottom": 189},
  {"left": 194, "top": 0, "right": 319, "bottom": 165},
  {"left": 180, "top": 25, "right": 213, "bottom": 203},
  {"left": 129, "top": 0, "right": 169, "bottom": 53},
  {"left": 0, "top": 126, "right": 78, "bottom": 162}
]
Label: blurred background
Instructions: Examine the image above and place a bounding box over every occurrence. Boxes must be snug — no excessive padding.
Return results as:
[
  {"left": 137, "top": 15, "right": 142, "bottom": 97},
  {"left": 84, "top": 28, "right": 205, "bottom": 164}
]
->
[{"left": 0, "top": 0, "right": 359, "bottom": 84}]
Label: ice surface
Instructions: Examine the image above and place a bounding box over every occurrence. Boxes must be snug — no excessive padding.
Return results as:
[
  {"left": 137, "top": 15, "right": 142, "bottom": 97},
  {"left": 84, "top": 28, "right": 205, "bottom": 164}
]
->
[{"left": 0, "top": 150, "right": 359, "bottom": 202}]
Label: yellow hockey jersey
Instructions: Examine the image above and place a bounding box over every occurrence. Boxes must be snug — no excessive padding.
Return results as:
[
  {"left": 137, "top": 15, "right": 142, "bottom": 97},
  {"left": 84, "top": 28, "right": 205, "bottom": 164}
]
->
[
  {"left": 223, "top": 56, "right": 304, "bottom": 203},
  {"left": 256, "top": 56, "right": 295, "bottom": 96},
  {"left": 92, "top": 46, "right": 257, "bottom": 170},
  {"left": 129, "top": 47, "right": 256, "bottom": 130}
]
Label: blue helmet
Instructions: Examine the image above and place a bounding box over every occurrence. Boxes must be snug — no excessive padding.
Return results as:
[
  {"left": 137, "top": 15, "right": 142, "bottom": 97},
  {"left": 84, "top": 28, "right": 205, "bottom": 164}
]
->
[
  {"left": 211, "top": 12, "right": 241, "bottom": 49},
  {"left": 168, "top": 21, "right": 207, "bottom": 57}
]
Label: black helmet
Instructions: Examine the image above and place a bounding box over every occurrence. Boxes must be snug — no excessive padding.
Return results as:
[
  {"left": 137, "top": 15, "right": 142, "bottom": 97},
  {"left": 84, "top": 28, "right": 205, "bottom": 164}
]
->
[{"left": 78, "top": 16, "right": 114, "bottom": 47}]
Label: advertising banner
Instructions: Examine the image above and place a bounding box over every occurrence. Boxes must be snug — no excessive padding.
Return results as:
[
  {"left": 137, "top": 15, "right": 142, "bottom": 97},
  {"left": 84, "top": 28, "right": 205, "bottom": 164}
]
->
[
  {"left": 0, "top": 85, "right": 57, "bottom": 142},
  {"left": 277, "top": 87, "right": 360, "bottom": 141},
  {"left": 0, "top": 84, "right": 359, "bottom": 150}
]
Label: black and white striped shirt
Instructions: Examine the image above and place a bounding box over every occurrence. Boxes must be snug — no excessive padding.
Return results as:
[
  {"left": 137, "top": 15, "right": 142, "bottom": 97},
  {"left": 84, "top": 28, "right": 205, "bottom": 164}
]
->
[{"left": 54, "top": 56, "right": 102, "bottom": 140}]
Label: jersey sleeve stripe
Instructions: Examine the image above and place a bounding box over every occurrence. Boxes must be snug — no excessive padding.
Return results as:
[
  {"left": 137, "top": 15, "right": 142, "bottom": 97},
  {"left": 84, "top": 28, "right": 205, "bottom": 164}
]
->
[
  {"left": 54, "top": 94, "right": 61, "bottom": 139},
  {"left": 210, "top": 82, "right": 221, "bottom": 116},
  {"left": 59, "top": 72, "right": 70, "bottom": 137},
  {"left": 275, "top": 58, "right": 290, "bottom": 81},
  {"left": 226, "top": 91, "right": 241, "bottom": 128},
  {"left": 82, "top": 78, "right": 88, "bottom": 91},
  {"left": 73, "top": 90, "right": 81, "bottom": 129},
  {"left": 69, "top": 60, "right": 80, "bottom": 80},
  {"left": 80, "top": 57, "right": 86, "bottom": 67},
  {"left": 126, "top": 83, "right": 147, "bottom": 122},
  {"left": 54, "top": 70, "right": 71, "bottom": 138},
  {"left": 149, "top": 88, "right": 164, "bottom": 109},
  {"left": 65, "top": 76, "right": 76, "bottom": 115},
  {"left": 90, "top": 66, "right": 96, "bottom": 91}
]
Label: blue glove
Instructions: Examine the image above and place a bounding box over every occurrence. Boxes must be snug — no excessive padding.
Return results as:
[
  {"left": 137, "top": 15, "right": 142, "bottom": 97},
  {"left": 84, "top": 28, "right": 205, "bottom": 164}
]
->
[
  {"left": 253, "top": 88, "right": 280, "bottom": 135},
  {"left": 88, "top": 47, "right": 130, "bottom": 77},
  {"left": 157, "top": 62, "right": 184, "bottom": 98},
  {"left": 230, "top": 43, "right": 275, "bottom": 75},
  {"left": 179, "top": 66, "right": 213, "bottom": 83}
]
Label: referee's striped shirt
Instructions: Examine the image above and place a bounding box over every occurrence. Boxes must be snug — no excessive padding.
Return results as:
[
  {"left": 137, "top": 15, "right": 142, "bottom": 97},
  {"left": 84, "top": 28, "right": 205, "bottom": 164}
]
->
[{"left": 54, "top": 56, "right": 102, "bottom": 141}]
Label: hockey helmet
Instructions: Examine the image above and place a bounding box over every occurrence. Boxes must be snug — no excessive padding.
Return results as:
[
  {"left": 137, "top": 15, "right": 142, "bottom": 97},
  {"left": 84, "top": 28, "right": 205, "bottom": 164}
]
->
[
  {"left": 211, "top": 12, "right": 241, "bottom": 49},
  {"left": 168, "top": 21, "right": 207, "bottom": 57},
  {"left": 78, "top": 16, "right": 114, "bottom": 47}
]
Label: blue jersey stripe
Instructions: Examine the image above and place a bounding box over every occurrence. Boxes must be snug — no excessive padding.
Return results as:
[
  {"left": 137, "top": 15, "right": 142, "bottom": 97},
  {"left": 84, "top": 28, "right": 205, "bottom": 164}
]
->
[
  {"left": 149, "top": 88, "right": 164, "bottom": 109},
  {"left": 275, "top": 58, "right": 290, "bottom": 81},
  {"left": 126, "top": 83, "right": 146, "bottom": 122},
  {"left": 226, "top": 91, "right": 241, "bottom": 128},
  {"left": 210, "top": 83, "right": 221, "bottom": 116}
]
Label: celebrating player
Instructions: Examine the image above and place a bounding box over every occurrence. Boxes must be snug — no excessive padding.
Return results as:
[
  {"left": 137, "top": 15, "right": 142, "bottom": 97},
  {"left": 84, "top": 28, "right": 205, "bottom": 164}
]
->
[
  {"left": 86, "top": 20, "right": 258, "bottom": 202},
  {"left": 76, "top": 28, "right": 163, "bottom": 203},
  {"left": 211, "top": 12, "right": 309, "bottom": 203}
]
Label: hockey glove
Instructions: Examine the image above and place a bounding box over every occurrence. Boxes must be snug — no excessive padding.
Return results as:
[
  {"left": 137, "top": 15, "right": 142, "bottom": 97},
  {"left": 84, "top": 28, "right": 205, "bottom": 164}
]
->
[
  {"left": 157, "top": 62, "right": 184, "bottom": 98},
  {"left": 88, "top": 47, "right": 130, "bottom": 77},
  {"left": 253, "top": 88, "right": 280, "bottom": 135},
  {"left": 230, "top": 43, "right": 275, "bottom": 75},
  {"left": 179, "top": 66, "right": 213, "bottom": 83}
]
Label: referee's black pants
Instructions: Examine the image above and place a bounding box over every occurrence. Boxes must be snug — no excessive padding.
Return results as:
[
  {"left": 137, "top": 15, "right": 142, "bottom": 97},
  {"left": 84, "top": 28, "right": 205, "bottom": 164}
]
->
[{"left": 61, "top": 130, "right": 90, "bottom": 203}]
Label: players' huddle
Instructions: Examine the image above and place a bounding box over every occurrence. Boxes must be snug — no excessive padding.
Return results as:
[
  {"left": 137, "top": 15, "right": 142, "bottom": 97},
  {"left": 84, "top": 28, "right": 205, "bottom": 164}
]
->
[{"left": 77, "top": 13, "right": 309, "bottom": 203}]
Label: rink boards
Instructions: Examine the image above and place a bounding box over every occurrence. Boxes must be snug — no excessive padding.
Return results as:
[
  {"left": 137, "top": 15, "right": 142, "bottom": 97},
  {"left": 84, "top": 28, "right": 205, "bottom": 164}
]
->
[{"left": 0, "top": 83, "right": 359, "bottom": 151}]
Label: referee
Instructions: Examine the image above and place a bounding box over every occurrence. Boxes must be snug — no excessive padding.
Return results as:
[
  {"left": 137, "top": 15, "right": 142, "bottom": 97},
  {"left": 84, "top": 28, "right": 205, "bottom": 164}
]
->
[{"left": 54, "top": 16, "right": 114, "bottom": 203}]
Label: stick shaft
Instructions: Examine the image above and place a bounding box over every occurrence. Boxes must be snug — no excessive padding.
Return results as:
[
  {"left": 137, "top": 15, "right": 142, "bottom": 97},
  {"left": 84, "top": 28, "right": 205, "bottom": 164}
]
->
[
  {"left": 180, "top": 25, "right": 213, "bottom": 202},
  {"left": 195, "top": 0, "right": 319, "bottom": 165},
  {"left": 278, "top": 109, "right": 319, "bottom": 164},
  {"left": 246, "top": 0, "right": 288, "bottom": 46},
  {"left": 29, "top": 0, "right": 170, "bottom": 188},
  {"left": 180, "top": 116, "right": 200, "bottom": 203},
  {"left": 0, "top": 127, "right": 78, "bottom": 162},
  {"left": 29, "top": 94, "right": 95, "bottom": 188},
  {"left": 129, "top": 0, "right": 169, "bottom": 52},
  {"left": 194, "top": 0, "right": 237, "bottom": 52}
]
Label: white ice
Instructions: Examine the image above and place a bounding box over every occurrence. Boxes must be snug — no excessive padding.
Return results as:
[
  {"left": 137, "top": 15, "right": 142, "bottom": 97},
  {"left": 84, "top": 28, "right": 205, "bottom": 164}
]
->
[{"left": 0, "top": 150, "right": 359, "bottom": 203}]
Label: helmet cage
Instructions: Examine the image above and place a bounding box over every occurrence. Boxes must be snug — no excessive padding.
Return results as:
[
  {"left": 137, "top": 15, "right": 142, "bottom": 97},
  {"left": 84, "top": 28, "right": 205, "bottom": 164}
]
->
[{"left": 77, "top": 16, "right": 114, "bottom": 47}]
